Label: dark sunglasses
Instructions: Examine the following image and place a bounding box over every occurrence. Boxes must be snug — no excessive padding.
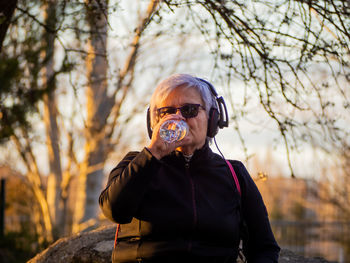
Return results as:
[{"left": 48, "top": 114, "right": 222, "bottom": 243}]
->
[{"left": 157, "top": 104, "right": 205, "bottom": 119}]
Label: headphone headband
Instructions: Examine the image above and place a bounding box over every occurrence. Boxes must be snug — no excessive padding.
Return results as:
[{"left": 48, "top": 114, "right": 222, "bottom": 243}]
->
[
  {"left": 195, "top": 78, "right": 218, "bottom": 97},
  {"left": 195, "top": 78, "right": 229, "bottom": 130}
]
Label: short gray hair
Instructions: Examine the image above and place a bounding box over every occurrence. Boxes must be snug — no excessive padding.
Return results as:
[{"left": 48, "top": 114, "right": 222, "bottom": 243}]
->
[{"left": 149, "top": 74, "right": 217, "bottom": 128}]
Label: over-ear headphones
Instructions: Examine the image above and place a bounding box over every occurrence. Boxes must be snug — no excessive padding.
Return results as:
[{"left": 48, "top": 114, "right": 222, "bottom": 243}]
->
[
  {"left": 196, "top": 78, "right": 229, "bottom": 137},
  {"left": 146, "top": 78, "right": 229, "bottom": 139}
]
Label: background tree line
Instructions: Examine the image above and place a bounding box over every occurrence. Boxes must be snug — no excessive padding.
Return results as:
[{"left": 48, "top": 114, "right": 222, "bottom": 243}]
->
[{"left": 0, "top": 0, "right": 349, "bottom": 260}]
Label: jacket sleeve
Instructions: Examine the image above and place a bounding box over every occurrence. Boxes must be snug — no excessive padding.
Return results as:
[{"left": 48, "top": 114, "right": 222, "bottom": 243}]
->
[
  {"left": 232, "top": 161, "right": 280, "bottom": 263},
  {"left": 99, "top": 148, "right": 160, "bottom": 224}
]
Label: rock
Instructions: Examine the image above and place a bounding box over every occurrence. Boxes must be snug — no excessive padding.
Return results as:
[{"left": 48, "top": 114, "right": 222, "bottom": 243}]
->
[
  {"left": 28, "top": 225, "right": 333, "bottom": 263},
  {"left": 279, "top": 249, "right": 335, "bottom": 263},
  {"left": 28, "top": 226, "right": 116, "bottom": 263}
]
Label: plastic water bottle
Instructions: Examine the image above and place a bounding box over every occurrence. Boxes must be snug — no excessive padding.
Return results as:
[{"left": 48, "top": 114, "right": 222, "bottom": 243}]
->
[{"left": 159, "top": 120, "right": 188, "bottom": 143}]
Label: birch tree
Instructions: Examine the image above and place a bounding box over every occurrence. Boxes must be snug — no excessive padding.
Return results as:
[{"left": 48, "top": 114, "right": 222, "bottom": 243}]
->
[
  {"left": 2, "top": 0, "right": 167, "bottom": 241},
  {"left": 4, "top": 0, "right": 57, "bottom": 243},
  {"left": 72, "top": 0, "right": 111, "bottom": 233},
  {"left": 72, "top": 0, "right": 162, "bottom": 233},
  {"left": 42, "top": 0, "right": 65, "bottom": 238}
]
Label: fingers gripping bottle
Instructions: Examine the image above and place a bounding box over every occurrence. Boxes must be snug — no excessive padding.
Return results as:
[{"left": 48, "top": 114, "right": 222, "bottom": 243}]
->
[{"left": 159, "top": 120, "right": 189, "bottom": 143}]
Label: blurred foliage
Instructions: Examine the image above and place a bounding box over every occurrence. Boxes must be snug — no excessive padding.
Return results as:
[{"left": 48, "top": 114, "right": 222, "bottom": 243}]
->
[
  {"left": 0, "top": 0, "right": 75, "bottom": 143},
  {"left": 0, "top": 0, "right": 46, "bottom": 143},
  {"left": 0, "top": 230, "right": 44, "bottom": 263},
  {"left": 0, "top": 56, "right": 47, "bottom": 142},
  {"left": 0, "top": 167, "right": 47, "bottom": 262}
]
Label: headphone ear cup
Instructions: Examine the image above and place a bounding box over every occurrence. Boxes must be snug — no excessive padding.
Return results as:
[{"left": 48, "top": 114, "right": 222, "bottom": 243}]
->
[
  {"left": 207, "top": 107, "right": 219, "bottom": 138},
  {"left": 146, "top": 108, "right": 153, "bottom": 139}
]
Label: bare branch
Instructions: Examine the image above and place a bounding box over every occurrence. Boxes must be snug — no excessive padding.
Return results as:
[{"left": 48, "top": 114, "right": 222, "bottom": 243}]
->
[{"left": 106, "top": 0, "right": 162, "bottom": 139}]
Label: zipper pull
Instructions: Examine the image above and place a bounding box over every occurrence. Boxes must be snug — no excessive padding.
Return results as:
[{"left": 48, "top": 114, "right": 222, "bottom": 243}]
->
[{"left": 183, "top": 154, "right": 191, "bottom": 168}]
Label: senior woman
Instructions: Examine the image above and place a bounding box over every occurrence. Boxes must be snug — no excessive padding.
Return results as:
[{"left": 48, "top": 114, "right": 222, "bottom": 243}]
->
[{"left": 99, "top": 74, "right": 280, "bottom": 263}]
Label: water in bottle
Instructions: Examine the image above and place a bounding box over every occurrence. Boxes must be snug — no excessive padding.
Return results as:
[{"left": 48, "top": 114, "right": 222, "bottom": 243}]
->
[{"left": 159, "top": 120, "right": 188, "bottom": 143}]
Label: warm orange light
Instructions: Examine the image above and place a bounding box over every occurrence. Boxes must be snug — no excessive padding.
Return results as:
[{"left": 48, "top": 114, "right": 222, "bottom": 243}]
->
[{"left": 257, "top": 172, "right": 268, "bottom": 182}]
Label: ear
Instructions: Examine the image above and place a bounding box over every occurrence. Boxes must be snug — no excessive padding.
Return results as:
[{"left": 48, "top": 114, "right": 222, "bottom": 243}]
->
[{"left": 207, "top": 107, "right": 219, "bottom": 138}]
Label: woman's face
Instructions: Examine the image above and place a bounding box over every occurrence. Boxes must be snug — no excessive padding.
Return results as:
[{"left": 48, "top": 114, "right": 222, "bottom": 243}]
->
[{"left": 156, "top": 86, "right": 208, "bottom": 154}]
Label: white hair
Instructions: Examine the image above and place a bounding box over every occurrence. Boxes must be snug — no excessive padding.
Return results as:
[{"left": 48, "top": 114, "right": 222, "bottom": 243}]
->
[{"left": 149, "top": 73, "right": 217, "bottom": 128}]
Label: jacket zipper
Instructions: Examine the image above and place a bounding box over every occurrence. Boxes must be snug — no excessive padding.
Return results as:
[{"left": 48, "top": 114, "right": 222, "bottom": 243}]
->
[{"left": 185, "top": 160, "right": 197, "bottom": 251}]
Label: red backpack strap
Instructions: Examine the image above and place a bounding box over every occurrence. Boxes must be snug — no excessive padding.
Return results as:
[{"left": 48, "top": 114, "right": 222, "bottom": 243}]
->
[
  {"left": 225, "top": 160, "right": 241, "bottom": 196},
  {"left": 114, "top": 223, "right": 120, "bottom": 248}
]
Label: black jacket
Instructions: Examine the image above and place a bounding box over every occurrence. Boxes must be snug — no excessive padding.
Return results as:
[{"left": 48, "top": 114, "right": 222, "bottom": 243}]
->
[{"left": 99, "top": 143, "right": 280, "bottom": 262}]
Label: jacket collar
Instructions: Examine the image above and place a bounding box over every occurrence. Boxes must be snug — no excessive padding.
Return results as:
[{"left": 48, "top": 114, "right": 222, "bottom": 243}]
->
[{"left": 166, "top": 140, "right": 212, "bottom": 164}]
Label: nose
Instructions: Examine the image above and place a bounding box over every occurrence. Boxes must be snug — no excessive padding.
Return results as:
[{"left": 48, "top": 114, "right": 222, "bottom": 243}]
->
[
  {"left": 174, "top": 108, "right": 186, "bottom": 119},
  {"left": 175, "top": 108, "right": 182, "bottom": 116}
]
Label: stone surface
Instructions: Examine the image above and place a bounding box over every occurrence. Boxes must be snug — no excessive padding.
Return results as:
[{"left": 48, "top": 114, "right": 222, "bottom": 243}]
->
[
  {"left": 28, "top": 225, "right": 333, "bottom": 263},
  {"left": 279, "top": 249, "right": 335, "bottom": 263},
  {"left": 28, "top": 226, "right": 116, "bottom": 263}
]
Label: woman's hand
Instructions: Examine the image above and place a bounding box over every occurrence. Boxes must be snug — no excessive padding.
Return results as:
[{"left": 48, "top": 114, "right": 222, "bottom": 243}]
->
[{"left": 146, "top": 115, "right": 189, "bottom": 160}]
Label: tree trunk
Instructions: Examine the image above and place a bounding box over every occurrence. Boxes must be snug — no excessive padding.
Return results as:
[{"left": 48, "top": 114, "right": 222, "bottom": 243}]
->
[
  {"left": 32, "top": 181, "right": 54, "bottom": 243},
  {"left": 73, "top": 0, "right": 110, "bottom": 232},
  {"left": 44, "top": 91, "right": 64, "bottom": 237},
  {"left": 11, "top": 133, "right": 54, "bottom": 243},
  {"left": 73, "top": 0, "right": 161, "bottom": 232},
  {"left": 42, "top": 0, "right": 64, "bottom": 238}
]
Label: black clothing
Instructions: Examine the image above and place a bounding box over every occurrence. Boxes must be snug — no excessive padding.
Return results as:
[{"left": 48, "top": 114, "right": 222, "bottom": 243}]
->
[{"left": 99, "top": 143, "right": 280, "bottom": 262}]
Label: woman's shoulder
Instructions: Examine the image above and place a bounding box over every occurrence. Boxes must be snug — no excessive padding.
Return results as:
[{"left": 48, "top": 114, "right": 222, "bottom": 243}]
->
[
  {"left": 228, "top": 159, "right": 249, "bottom": 177},
  {"left": 226, "top": 159, "right": 257, "bottom": 196},
  {"left": 229, "top": 159, "right": 245, "bottom": 168}
]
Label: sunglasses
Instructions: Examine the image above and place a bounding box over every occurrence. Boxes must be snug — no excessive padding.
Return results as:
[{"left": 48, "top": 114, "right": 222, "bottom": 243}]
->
[{"left": 157, "top": 104, "right": 205, "bottom": 119}]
